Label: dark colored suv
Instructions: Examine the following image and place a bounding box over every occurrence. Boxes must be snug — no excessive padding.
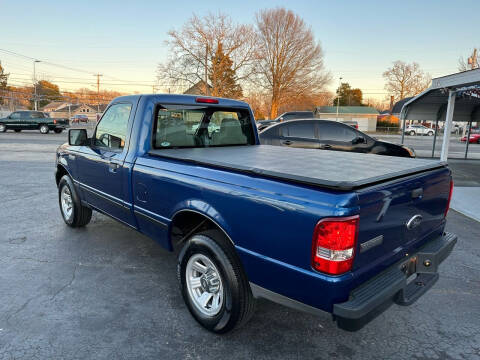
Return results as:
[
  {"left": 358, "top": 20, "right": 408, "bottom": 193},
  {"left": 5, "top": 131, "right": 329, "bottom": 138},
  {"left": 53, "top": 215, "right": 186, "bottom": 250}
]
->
[
  {"left": 0, "top": 111, "right": 69, "bottom": 134},
  {"left": 259, "top": 119, "right": 415, "bottom": 157}
]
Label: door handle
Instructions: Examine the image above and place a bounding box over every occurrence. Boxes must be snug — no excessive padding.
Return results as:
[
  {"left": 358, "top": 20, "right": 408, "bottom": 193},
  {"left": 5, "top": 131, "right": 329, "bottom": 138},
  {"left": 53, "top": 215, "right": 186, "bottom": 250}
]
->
[
  {"left": 320, "top": 144, "right": 332, "bottom": 149},
  {"left": 282, "top": 140, "right": 292, "bottom": 145},
  {"left": 109, "top": 161, "right": 120, "bottom": 173}
]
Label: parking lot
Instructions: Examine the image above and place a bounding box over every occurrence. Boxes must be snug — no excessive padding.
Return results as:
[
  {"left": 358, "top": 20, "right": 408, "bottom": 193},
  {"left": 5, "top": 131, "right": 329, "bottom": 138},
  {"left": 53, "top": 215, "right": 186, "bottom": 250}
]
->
[
  {"left": 0, "top": 131, "right": 479, "bottom": 360},
  {"left": 374, "top": 134, "right": 480, "bottom": 159}
]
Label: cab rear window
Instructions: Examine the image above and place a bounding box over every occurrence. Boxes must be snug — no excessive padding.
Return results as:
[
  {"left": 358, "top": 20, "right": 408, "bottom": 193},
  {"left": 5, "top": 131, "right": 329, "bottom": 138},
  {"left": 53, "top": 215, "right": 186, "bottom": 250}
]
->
[{"left": 153, "top": 105, "right": 255, "bottom": 148}]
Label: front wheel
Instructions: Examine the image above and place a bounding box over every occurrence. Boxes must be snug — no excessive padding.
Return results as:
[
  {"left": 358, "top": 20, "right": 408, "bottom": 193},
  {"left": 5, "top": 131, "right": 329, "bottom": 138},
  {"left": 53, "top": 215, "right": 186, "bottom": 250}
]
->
[
  {"left": 409, "top": 130, "right": 415, "bottom": 136},
  {"left": 0, "top": 124, "right": 6, "bottom": 132},
  {"left": 178, "top": 230, "right": 255, "bottom": 333},
  {"left": 14, "top": 129, "right": 21, "bottom": 133},
  {"left": 54, "top": 128, "right": 63, "bottom": 134},
  {"left": 427, "top": 131, "right": 434, "bottom": 136},
  {"left": 40, "top": 125, "right": 49, "bottom": 134},
  {"left": 58, "top": 175, "right": 92, "bottom": 227}
]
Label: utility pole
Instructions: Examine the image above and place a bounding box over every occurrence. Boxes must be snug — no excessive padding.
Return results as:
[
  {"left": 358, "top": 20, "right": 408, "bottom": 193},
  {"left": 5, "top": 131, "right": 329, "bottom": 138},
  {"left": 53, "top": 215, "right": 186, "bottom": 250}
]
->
[
  {"left": 336, "top": 77, "right": 342, "bottom": 121},
  {"left": 95, "top": 73, "right": 102, "bottom": 113},
  {"left": 204, "top": 44, "right": 209, "bottom": 96},
  {"left": 33, "top": 60, "right": 41, "bottom": 110}
]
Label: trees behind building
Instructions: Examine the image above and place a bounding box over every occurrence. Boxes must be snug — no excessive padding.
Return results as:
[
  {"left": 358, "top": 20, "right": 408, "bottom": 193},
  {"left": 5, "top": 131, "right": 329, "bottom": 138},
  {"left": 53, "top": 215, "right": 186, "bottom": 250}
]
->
[
  {"left": 157, "top": 8, "right": 331, "bottom": 119},
  {"left": 382, "top": 61, "right": 431, "bottom": 102}
]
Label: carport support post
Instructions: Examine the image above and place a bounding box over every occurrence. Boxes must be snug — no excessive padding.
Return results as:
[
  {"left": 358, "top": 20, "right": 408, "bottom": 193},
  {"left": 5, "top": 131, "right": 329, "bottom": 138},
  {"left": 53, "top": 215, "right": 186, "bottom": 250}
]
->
[
  {"left": 400, "top": 108, "right": 406, "bottom": 144},
  {"left": 464, "top": 118, "right": 472, "bottom": 159},
  {"left": 440, "top": 90, "right": 456, "bottom": 162},
  {"left": 431, "top": 117, "right": 439, "bottom": 158}
]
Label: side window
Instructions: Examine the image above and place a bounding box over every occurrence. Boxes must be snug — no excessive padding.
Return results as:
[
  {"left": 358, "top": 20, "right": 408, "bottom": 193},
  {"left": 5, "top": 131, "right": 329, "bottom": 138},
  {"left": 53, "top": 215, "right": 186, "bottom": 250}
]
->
[
  {"left": 9, "top": 112, "right": 20, "bottom": 119},
  {"left": 29, "top": 112, "right": 43, "bottom": 119},
  {"left": 284, "top": 122, "right": 316, "bottom": 139},
  {"left": 94, "top": 103, "right": 132, "bottom": 150},
  {"left": 319, "top": 123, "right": 357, "bottom": 142}
]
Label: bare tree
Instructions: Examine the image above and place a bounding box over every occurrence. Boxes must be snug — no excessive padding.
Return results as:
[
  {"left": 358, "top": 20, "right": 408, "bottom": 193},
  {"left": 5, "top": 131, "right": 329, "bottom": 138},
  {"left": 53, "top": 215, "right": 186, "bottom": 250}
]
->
[
  {"left": 157, "top": 13, "right": 258, "bottom": 95},
  {"left": 254, "top": 8, "right": 331, "bottom": 119},
  {"left": 383, "top": 61, "right": 431, "bottom": 101}
]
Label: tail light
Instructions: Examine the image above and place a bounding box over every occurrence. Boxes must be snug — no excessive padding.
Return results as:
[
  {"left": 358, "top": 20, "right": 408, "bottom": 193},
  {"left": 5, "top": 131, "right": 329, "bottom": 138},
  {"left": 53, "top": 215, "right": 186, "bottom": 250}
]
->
[
  {"left": 311, "top": 216, "right": 359, "bottom": 275},
  {"left": 196, "top": 97, "right": 219, "bottom": 104},
  {"left": 444, "top": 180, "right": 454, "bottom": 217},
  {"left": 54, "top": 119, "right": 57, "bottom": 124}
]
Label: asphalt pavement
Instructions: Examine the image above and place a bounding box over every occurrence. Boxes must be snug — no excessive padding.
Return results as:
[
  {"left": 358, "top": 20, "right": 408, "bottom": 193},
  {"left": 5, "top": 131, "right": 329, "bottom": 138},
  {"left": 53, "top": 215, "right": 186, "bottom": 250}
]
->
[
  {"left": 0, "top": 131, "right": 479, "bottom": 360},
  {"left": 374, "top": 134, "right": 480, "bottom": 159}
]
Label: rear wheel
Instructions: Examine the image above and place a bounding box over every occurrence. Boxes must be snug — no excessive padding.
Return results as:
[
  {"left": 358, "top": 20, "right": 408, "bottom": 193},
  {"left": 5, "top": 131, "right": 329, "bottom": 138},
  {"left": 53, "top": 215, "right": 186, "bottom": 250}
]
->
[
  {"left": 14, "top": 129, "right": 21, "bottom": 132},
  {"left": 0, "top": 124, "right": 6, "bottom": 132},
  {"left": 409, "top": 130, "right": 415, "bottom": 136},
  {"left": 40, "top": 125, "right": 49, "bottom": 134},
  {"left": 178, "top": 230, "right": 255, "bottom": 333},
  {"left": 427, "top": 131, "right": 434, "bottom": 136},
  {"left": 58, "top": 175, "right": 92, "bottom": 227},
  {"left": 54, "top": 128, "right": 63, "bottom": 134}
]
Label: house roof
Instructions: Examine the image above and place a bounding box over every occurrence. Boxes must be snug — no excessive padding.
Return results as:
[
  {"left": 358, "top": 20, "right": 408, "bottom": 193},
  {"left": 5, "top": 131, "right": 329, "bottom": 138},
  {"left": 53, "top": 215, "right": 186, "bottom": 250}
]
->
[
  {"left": 315, "top": 106, "right": 379, "bottom": 115},
  {"left": 41, "top": 101, "right": 67, "bottom": 110},
  {"left": 183, "top": 80, "right": 212, "bottom": 95}
]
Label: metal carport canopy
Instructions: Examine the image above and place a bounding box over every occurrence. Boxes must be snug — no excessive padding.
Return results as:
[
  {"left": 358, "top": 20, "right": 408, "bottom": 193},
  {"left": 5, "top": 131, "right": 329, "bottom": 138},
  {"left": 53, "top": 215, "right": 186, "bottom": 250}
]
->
[{"left": 400, "top": 68, "right": 480, "bottom": 160}]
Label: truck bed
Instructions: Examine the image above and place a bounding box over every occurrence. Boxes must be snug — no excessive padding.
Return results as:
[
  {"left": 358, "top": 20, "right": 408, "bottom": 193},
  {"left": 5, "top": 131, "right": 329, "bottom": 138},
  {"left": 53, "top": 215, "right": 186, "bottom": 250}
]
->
[{"left": 149, "top": 145, "right": 446, "bottom": 190}]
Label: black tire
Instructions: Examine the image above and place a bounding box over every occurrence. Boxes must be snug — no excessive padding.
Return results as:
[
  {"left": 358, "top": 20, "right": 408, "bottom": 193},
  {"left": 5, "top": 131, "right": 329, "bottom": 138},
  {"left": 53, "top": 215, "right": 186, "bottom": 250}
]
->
[
  {"left": 54, "top": 128, "right": 63, "bottom": 134},
  {"left": 40, "top": 125, "right": 49, "bottom": 134},
  {"left": 58, "top": 175, "right": 92, "bottom": 227},
  {"left": 427, "top": 131, "right": 434, "bottom": 136},
  {"left": 0, "top": 124, "right": 6, "bottom": 132},
  {"left": 14, "top": 129, "right": 21, "bottom": 133},
  {"left": 178, "top": 230, "right": 255, "bottom": 333},
  {"left": 477, "top": 139, "right": 480, "bottom": 144},
  {"left": 409, "top": 130, "right": 415, "bottom": 136}
]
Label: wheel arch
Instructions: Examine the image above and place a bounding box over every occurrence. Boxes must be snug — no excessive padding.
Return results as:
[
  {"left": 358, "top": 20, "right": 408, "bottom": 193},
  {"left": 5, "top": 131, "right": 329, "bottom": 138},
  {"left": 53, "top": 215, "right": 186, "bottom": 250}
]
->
[
  {"left": 168, "top": 206, "right": 235, "bottom": 251},
  {"left": 55, "top": 163, "right": 73, "bottom": 186}
]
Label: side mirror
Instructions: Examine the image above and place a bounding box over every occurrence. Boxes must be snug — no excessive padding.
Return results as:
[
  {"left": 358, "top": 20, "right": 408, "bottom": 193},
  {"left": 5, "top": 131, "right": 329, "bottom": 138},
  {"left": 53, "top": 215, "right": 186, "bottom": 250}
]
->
[
  {"left": 69, "top": 129, "right": 88, "bottom": 146},
  {"left": 352, "top": 136, "right": 366, "bottom": 145}
]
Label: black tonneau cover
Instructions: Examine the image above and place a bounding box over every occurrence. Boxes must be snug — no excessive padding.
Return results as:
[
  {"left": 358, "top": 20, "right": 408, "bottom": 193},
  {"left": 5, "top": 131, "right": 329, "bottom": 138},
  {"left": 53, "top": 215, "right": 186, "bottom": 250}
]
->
[{"left": 149, "top": 145, "right": 446, "bottom": 190}]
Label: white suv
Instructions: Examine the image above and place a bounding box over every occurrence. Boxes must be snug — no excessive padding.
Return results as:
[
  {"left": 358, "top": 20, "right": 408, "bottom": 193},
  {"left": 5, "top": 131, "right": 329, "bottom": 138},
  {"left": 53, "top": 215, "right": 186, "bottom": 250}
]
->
[{"left": 405, "top": 124, "right": 434, "bottom": 136}]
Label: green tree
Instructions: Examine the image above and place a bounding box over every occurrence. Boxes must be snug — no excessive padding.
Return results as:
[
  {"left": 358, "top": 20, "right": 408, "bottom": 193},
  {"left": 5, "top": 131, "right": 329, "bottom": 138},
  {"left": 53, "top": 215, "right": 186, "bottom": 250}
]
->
[
  {"left": 0, "top": 62, "right": 8, "bottom": 90},
  {"left": 35, "top": 80, "right": 62, "bottom": 108},
  {"left": 333, "top": 82, "right": 363, "bottom": 106},
  {"left": 209, "top": 42, "right": 242, "bottom": 99}
]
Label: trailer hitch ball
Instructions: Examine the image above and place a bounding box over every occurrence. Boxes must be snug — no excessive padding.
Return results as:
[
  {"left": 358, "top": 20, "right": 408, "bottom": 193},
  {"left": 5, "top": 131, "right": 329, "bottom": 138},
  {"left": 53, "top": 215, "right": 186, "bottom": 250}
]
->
[{"left": 423, "top": 259, "right": 432, "bottom": 267}]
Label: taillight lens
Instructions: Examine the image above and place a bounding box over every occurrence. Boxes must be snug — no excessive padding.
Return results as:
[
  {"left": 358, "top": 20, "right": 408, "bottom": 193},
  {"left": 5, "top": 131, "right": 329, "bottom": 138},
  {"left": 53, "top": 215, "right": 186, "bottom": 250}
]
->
[
  {"left": 311, "top": 216, "right": 359, "bottom": 275},
  {"left": 196, "top": 97, "right": 219, "bottom": 104},
  {"left": 444, "top": 180, "right": 454, "bottom": 217},
  {"left": 54, "top": 119, "right": 57, "bottom": 124}
]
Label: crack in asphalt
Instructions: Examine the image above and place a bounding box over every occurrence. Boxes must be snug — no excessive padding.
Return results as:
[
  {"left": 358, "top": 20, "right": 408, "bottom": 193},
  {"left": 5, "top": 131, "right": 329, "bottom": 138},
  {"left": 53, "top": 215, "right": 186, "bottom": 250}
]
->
[{"left": 50, "top": 265, "right": 77, "bottom": 301}]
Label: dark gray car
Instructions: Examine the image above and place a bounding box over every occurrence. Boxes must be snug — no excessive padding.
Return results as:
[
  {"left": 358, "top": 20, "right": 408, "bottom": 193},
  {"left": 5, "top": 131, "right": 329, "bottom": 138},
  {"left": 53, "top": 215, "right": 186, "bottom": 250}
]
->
[{"left": 259, "top": 119, "right": 415, "bottom": 157}]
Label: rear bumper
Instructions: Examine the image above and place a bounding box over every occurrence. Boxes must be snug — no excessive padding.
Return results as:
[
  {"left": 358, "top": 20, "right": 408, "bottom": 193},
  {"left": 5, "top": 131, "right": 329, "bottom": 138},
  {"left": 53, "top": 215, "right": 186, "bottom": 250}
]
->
[{"left": 333, "top": 232, "right": 457, "bottom": 331}]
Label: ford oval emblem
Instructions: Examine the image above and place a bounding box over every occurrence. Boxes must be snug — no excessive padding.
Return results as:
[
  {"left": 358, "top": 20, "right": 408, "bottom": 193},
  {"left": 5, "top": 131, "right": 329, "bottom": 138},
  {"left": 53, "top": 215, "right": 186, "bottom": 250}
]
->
[{"left": 406, "top": 215, "right": 423, "bottom": 230}]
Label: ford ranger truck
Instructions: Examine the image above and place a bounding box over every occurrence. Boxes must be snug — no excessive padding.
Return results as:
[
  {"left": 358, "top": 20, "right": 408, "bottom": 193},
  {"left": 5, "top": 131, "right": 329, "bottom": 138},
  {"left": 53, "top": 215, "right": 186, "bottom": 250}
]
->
[{"left": 55, "top": 94, "right": 457, "bottom": 333}]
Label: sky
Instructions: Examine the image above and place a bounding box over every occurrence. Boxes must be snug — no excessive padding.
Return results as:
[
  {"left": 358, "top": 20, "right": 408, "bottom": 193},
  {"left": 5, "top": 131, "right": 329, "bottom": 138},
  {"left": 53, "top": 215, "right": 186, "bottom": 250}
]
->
[{"left": 1, "top": 0, "right": 478, "bottom": 100}]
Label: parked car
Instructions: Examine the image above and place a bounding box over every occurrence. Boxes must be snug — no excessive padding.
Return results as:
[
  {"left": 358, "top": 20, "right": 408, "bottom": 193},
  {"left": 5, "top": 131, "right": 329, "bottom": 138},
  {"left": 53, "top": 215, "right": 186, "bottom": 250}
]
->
[
  {"left": 259, "top": 119, "right": 416, "bottom": 157},
  {"left": 275, "top": 111, "right": 315, "bottom": 122},
  {"left": 71, "top": 114, "right": 89, "bottom": 123},
  {"left": 341, "top": 120, "right": 358, "bottom": 129},
  {"left": 0, "top": 111, "right": 69, "bottom": 134},
  {"left": 405, "top": 124, "right": 434, "bottom": 136},
  {"left": 56, "top": 94, "right": 455, "bottom": 333},
  {"left": 256, "top": 119, "right": 279, "bottom": 131},
  {"left": 460, "top": 133, "right": 480, "bottom": 143}
]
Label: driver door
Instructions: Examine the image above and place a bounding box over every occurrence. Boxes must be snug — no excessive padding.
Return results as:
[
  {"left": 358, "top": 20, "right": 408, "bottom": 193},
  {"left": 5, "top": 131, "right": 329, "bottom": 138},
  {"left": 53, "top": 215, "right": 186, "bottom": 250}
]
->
[{"left": 74, "top": 102, "right": 135, "bottom": 226}]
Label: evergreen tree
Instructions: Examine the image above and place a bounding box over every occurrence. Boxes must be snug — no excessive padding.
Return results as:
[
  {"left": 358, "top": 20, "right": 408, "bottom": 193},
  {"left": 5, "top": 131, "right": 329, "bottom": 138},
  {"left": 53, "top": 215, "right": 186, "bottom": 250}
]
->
[
  {"left": 0, "top": 62, "right": 8, "bottom": 90},
  {"left": 209, "top": 42, "right": 242, "bottom": 99}
]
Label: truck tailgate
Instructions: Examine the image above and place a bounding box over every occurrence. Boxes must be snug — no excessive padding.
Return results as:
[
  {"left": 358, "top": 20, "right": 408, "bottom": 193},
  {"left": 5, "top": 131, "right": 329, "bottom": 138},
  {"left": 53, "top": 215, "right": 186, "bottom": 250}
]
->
[{"left": 353, "top": 166, "right": 452, "bottom": 271}]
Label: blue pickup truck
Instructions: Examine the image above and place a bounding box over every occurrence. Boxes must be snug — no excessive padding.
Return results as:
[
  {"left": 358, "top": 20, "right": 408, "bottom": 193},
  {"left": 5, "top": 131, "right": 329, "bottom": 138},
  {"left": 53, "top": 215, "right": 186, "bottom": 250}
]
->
[{"left": 55, "top": 94, "right": 457, "bottom": 333}]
